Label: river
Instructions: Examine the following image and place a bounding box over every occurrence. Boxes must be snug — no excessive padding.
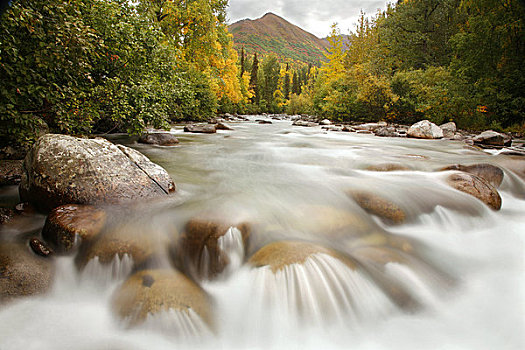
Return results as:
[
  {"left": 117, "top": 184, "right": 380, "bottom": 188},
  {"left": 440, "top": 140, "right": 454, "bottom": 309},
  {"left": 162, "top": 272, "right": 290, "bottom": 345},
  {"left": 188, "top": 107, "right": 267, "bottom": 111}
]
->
[{"left": 0, "top": 116, "right": 524, "bottom": 349}]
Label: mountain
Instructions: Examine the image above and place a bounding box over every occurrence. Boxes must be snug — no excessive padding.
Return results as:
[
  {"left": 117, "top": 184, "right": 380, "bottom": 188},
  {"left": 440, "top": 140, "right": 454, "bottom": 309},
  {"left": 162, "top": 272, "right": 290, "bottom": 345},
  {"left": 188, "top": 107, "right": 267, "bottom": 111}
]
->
[{"left": 228, "top": 13, "right": 329, "bottom": 66}]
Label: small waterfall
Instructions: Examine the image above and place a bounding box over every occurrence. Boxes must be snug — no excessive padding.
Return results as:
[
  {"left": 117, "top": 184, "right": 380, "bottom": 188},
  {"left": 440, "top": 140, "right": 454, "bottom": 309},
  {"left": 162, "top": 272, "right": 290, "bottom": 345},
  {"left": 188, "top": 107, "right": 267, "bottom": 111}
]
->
[
  {"left": 247, "top": 253, "right": 395, "bottom": 327},
  {"left": 217, "top": 226, "right": 245, "bottom": 275},
  {"left": 80, "top": 254, "right": 134, "bottom": 286},
  {"left": 135, "top": 309, "right": 211, "bottom": 340}
]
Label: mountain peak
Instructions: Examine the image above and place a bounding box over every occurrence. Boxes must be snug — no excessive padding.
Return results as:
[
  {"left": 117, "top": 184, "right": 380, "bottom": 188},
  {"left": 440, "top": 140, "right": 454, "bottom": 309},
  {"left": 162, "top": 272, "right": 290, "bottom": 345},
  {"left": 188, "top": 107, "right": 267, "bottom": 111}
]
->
[{"left": 229, "top": 13, "right": 328, "bottom": 65}]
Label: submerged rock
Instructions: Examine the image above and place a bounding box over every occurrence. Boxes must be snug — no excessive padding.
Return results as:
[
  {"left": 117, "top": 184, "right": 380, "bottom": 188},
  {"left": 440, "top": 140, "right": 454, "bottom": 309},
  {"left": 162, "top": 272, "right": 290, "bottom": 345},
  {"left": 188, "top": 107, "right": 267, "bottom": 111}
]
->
[
  {"left": 0, "top": 242, "right": 54, "bottom": 302},
  {"left": 184, "top": 124, "right": 217, "bottom": 133},
  {"left": 445, "top": 172, "right": 502, "bottom": 210},
  {"left": 407, "top": 120, "right": 443, "bottom": 139},
  {"left": 249, "top": 240, "right": 355, "bottom": 272},
  {"left": 41, "top": 204, "right": 107, "bottom": 253},
  {"left": 173, "top": 218, "right": 250, "bottom": 280},
  {"left": 138, "top": 133, "right": 179, "bottom": 146},
  {"left": 0, "top": 160, "right": 23, "bottom": 185},
  {"left": 112, "top": 269, "right": 212, "bottom": 328},
  {"left": 75, "top": 219, "right": 169, "bottom": 270},
  {"left": 19, "top": 134, "right": 176, "bottom": 212},
  {"left": 30, "top": 238, "right": 54, "bottom": 257},
  {"left": 473, "top": 130, "right": 512, "bottom": 147},
  {"left": 440, "top": 163, "right": 504, "bottom": 188},
  {"left": 348, "top": 191, "right": 406, "bottom": 224},
  {"left": 365, "top": 163, "right": 411, "bottom": 172}
]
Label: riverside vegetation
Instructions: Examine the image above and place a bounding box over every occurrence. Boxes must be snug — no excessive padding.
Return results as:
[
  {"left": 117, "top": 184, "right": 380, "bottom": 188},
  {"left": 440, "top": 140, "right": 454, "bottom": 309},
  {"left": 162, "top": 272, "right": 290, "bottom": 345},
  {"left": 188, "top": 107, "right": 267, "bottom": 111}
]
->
[{"left": 1, "top": 0, "right": 524, "bottom": 150}]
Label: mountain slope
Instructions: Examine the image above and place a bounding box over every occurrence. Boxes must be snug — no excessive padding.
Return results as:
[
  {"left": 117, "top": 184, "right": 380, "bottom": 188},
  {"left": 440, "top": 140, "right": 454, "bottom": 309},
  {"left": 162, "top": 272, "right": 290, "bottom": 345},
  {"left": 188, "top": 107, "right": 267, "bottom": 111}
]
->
[{"left": 228, "top": 13, "right": 329, "bottom": 65}]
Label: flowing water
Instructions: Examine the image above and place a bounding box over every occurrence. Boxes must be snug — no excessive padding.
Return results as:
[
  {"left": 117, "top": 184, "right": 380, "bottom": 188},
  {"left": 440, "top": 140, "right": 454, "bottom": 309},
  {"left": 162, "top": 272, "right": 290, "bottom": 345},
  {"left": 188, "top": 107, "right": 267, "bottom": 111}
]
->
[{"left": 1, "top": 116, "right": 524, "bottom": 349}]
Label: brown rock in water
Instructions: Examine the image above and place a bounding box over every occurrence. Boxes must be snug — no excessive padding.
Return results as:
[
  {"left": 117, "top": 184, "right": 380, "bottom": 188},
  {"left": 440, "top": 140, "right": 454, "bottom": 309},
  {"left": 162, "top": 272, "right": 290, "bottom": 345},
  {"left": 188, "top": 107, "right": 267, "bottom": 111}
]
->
[
  {"left": 30, "top": 238, "right": 54, "bottom": 257},
  {"left": 366, "top": 163, "right": 411, "bottom": 172},
  {"left": 216, "top": 122, "right": 233, "bottom": 130},
  {"left": 112, "top": 269, "right": 212, "bottom": 327},
  {"left": 0, "top": 208, "right": 15, "bottom": 225},
  {"left": 348, "top": 191, "right": 406, "bottom": 224},
  {"left": 439, "top": 122, "right": 456, "bottom": 138},
  {"left": 75, "top": 220, "right": 169, "bottom": 269},
  {"left": 0, "top": 243, "right": 54, "bottom": 302},
  {"left": 446, "top": 172, "right": 502, "bottom": 210},
  {"left": 41, "top": 204, "right": 106, "bottom": 253},
  {"left": 440, "top": 163, "right": 504, "bottom": 188},
  {"left": 473, "top": 130, "right": 512, "bottom": 147},
  {"left": 138, "top": 133, "right": 179, "bottom": 146},
  {"left": 249, "top": 240, "right": 355, "bottom": 272},
  {"left": 0, "top": 160, "right": 23, "bottom": 185},
  {"left": 19, "top": 134, "right": 176, "bottom": 212},
  {"left": 184, "top": 124, "right": 217, "bottom": 133},
  {"left": 174, "top": 218, "right": 250, "bottom": 279}
]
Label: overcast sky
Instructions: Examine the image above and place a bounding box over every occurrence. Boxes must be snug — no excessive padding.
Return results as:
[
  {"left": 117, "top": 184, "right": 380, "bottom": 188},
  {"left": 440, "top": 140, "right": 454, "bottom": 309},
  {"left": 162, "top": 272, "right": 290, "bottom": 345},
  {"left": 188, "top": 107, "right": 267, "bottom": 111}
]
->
[{"left": 227, "top": 0, "right": 391, "bottom": 38}]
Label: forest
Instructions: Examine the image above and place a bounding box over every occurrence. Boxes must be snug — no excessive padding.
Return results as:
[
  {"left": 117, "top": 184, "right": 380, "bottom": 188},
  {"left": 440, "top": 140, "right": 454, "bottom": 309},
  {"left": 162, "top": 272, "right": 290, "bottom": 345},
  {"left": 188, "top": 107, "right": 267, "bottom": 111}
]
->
[{"left": 1, "top": 0, "right": 524, "bottom": 147}]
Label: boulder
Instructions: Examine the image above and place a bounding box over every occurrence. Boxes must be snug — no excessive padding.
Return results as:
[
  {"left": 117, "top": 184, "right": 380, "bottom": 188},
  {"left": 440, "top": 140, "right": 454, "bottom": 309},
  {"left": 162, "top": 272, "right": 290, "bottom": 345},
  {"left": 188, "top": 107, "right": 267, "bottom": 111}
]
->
[
  {"left": 257, "top": 120, "right": 273, "bottom": 124},
  {"left": 342, "top": 125, "right": 356, "bottom": 132},
  {"left": 184, "top": 124, "right": 217, "bottom": 134},
  {"left": 0, "top": 160, "right": 23, "bottom": 185},
  {"left": 0, "top": 242, "right": 54, "bottom": 302},
  {"left": 75, "top": 219, "right": 169, "bottom": 269},
  {"left": 321, "top": 125, "right": 342, "bottom": 132},
  {"left": 249, "top": 240, "right": 355, "bottom": 272},
  {"left": 173, "top": 218, "right": 250, "bottom": 280},
  {"left": 365, "top": 163, "right": 411, "bottom": 172},
  {"left": 375, "top": 126, "right": 397, "bottom": 137},
  {"left": 138, "top": 133, "right": 179, "bottom": 146},
  {"left": 439, "top": 122, "right": 457, "bottom": 138},
  {"left": 473, "top": 130, "right": 512, "bottom": 147},
  {"left": 445, "top": 172, "right": 502, "bottom": 210},
  {"left": 19, "top": 135, "right": 175, "bottom": 212},
  {"left": 320, "top": 119, "right": 331, "bottom": 125},
  {"left": 440, "top": 163, "right": 504, "bottom": 188},
  {"left": 112, "top": 269, "right": 212, "bottom": 327},
  {"left": 41, "top": 204, "right": 107, "bottom": 253},
  {"left": 216, "top": 122, "right": 233, "bottom": 130},
  {"left": 407, "top": 120, "right": 444, "bottom": 139},
  {"left": 348, "top": 191, "right": 406, "bottom": 224}
]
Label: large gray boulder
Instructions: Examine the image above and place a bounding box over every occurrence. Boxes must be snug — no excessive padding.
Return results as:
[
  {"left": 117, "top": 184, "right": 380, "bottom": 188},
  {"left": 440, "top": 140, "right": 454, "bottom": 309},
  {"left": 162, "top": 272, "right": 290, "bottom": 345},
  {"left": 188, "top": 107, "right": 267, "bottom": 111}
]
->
[
  {"left": 407, "top": 120, "right": 444, "bottom": 139},
  {"left": 439, "top": 122, "right": 457, "bottom": 138},
  {"left": 19, "top": 134, "right": 176, "bottom": 212}
]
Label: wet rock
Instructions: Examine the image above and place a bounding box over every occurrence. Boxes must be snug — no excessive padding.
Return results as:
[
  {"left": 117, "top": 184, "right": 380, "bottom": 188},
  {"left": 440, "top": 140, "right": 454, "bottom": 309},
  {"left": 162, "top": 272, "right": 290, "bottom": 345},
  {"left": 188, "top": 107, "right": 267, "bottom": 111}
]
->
[
  {"left": 138, "top": 133, "right": 179, "bottom": 146},
  {"left": 75, "top": 220, "right": 169, "bottom": 270},
  {"left": 439, "top": 122, "right": 456, "bottom": 138},
  {"left": 440, "top": 163, "right": 504, "bottom": 188},
  {"left": 184, "top": 124, "right": 217, "bottom": 134},
  {"left": 173, "top": 218, "right": 250, "bottom": 279},
  {"left": 342, "top": 125, "right": 355, "bottom": 132},
  {"left": 216, "top": 122, "right": 233, "bottom": 130},
  {"left": 257, "top": 120, "right": 273, "bottom": 124},
  {"left": 375, "top": 126, "right": 397, "bottom": 137},
  {"left": 0, "top": 208, "right": 15, "bottom": 225},
  {"left": 445, "top": 172, "right": 502, "bottom": 210},
  {"left": 0, "top": 242, "right": 54, "bottom": 302},
  {"left": 320, "top": 119, "right": 331, "bottom": 125},
  {"left": 348, "top": 191, "right": 406, "bottom": 224},
  {"left": 249, "top": 240, "right": 355, "bottom": 272},
  {"left": 14, "top": 202, "right": 36, "bottom": 216},
  {"left": 356, "top": 130, "right": 373, "bottom": 134},
  {"left": 19, "top": 134, "right": 176, "bottom": 212},
  {"left": 365, "top": 163, "right": 411, "bottom": 172},
  {"left": 41, "top": 204, "right": 107, "bottom": 253},
  {"left": 473, "top": 130, "right": 512, "bottom": 147},
  {"left": 30, "top": 238, "right": 54, "bottom": 257},
  {"left": 112, "top": 269, "right": 212, "bottom": 327},
  {"left": 407, "top": 120, "right": 444, "bottom": 139},
  {"left": 292, "top": 120, "right": 318, "bottom": 127},
  {"left": 321, "top": 125, "right": 342, "bottom": 132},
  {"left": 0, "top": 160, "right": 23, "bottom": 185},
  {"left": 355, "top": 123, "right": 386, "bottom": 132}
]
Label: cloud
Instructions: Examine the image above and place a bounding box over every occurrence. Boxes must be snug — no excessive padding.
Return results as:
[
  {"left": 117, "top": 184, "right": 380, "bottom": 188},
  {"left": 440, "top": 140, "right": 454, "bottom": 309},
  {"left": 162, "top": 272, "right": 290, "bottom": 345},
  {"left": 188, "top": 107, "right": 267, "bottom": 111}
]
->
[{"left": 227, "top": 0, "right": 390, "bottom": 37}]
